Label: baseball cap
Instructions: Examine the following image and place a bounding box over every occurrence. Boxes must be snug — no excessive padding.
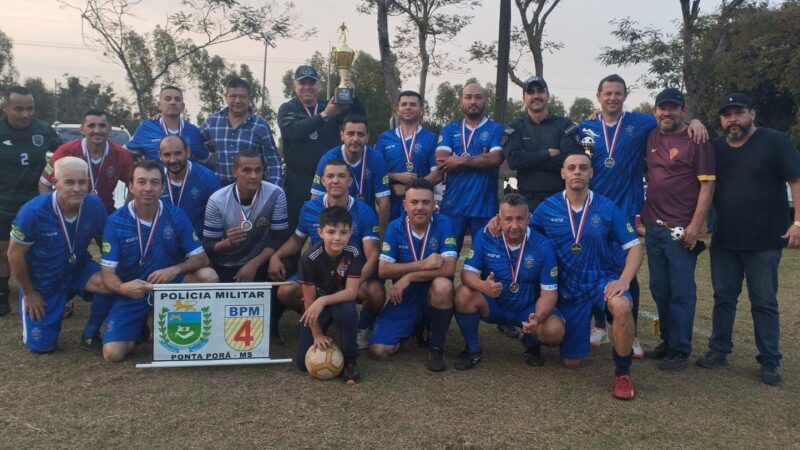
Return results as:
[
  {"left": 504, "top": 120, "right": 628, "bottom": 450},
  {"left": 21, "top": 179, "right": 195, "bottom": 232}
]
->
[
  {"left": 718, "top": 93, "right": 752, "bottom": 113},
  {"left": 522, "top": 76, "right": 548, "bottom": 92},
  {"left": 294, "top": 65, "right": 319, "bottom": 81},
  {"left": 654, "top": 88, "right": 685, "bottom": 107}
]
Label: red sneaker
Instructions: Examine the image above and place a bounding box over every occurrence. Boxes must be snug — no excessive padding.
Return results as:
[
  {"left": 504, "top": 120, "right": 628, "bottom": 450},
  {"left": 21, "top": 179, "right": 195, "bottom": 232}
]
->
[{"left": 613, "top": 374, "right": 635, "bottom": 400}]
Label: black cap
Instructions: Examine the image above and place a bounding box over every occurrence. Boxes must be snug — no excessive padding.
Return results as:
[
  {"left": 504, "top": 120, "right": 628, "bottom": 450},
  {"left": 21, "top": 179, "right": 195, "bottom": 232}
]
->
[
  {"left": 522, "top": 76, "right": 548, "bottom": 92},
  {"left": 294, "top": 65, "right": 319, "bottom": 81},
  {"left": 718, "top": 93, "right": 752, "bottom": 113},
  {"left": 654, "top": 88, "right": 685, "bottom": 107}
]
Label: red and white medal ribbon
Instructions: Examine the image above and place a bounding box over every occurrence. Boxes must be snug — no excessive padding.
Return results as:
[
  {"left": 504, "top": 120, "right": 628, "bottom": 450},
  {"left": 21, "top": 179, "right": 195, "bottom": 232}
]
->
[
  {"left": 165, "top": 162, "right": 192, "bottom": 207},
  {"left": 160, "top": 118, "right": 184, "bottom": 137},
  {"left": 52, "top": 194, "right": 82, "bottom": 264},
  {"left": 460, "top": 120, "right": 476, "bottom": 157},
  {"left": 501, "top": 230, "right": 527, "bottom": 293},
  {"left": 398, "top": 126, "right": 419, "bottom": 171},
  {"left": 81, "top": 138, "right": 108, "bottom": 194},
  {"left": 565, "top": 192, "right": 592, "bottom": 253},
  {"left": 601, "top": 112, "right": 625, "bottom": 164},
  {"left": 351, "top": 148, "right": 368, "bottom": 200},
  {"left": 233, "top": 184, "right": 260, "bottom": 229},
  {"left": 133, "top": 201, "right": 162, "bottom": 266},
  {"left": 405, "top": 217, "right": 431, "bottom": 261},
  {"left": 303, "top": 103, "right": 318, "bottom": 118}
]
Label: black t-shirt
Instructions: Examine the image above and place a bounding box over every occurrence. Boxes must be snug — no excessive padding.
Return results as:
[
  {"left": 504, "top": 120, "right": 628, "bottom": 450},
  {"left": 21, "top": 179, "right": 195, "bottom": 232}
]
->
[
  {"left": 712, "top": 128, "right": 800, "bottom": 250},
  {"left": 299, "top": 241, "right": 364, "bottom": 297}
]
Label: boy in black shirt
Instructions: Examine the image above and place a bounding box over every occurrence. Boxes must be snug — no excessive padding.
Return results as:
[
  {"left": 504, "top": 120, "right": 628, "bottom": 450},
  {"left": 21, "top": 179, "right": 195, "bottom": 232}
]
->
[{"left": 297, "top": 206, "right": 364, "bottom": 384}]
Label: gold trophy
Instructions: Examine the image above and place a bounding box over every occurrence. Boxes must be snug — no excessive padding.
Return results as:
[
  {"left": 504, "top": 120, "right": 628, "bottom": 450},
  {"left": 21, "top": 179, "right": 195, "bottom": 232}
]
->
[{"left": 331, "top": 23, "right": 355, "bottom": 105}]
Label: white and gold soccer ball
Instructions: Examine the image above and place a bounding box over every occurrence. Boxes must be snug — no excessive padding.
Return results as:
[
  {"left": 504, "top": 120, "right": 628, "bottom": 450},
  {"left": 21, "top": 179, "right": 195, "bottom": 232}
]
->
[{"left": 305, "top": 344, "right": 344, "bottom": 380}]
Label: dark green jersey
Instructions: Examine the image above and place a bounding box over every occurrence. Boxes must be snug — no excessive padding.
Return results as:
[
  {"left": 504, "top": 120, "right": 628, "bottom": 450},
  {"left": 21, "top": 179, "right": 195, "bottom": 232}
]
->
[{"left": 0, "top": 118, "right": 61, "bottom": 220}]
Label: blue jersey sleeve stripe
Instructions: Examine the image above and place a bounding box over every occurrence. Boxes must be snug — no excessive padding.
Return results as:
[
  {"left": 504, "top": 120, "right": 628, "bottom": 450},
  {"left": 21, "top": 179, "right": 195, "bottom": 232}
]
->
[
  {"left": 441, "top": 251, "right": 458, "bottom": 259},
  {"left": 463, "top": 265, "right": 481, "bottom": 274},
  {"left": 436, "top": 146, "right": 453, "bottom": 153},
  {"left": 363, "top": 236, "right": 380, "bottom": 241},
  {"left": 489, "top": 146, "right": 503, "bottom": 152},
  {"left": 295, "top": 229, "right": 308, "bottom": 238},
  {"left": 375, "top": 190, "right": 391, "bottom": 198},
  {"left": 310, "top": 188, "right": 325, "bottom": 196},
  {"left": 100, "top": 259, "right": 118, "bottom": 268},
  {"left": 622, "top": 239, "right": 641, "bottom": 250},
  {"left": 541, "top": 283, "right": 558, "bottom": 291},
  {"left": 9, "top": 235, "right": 33, "bottom": 245},
  {"left": 379, "top": 254, "right": 396, "bottom": 263},
  {"left": 185, "top": 247, "right": 205, "bottom": 258}
]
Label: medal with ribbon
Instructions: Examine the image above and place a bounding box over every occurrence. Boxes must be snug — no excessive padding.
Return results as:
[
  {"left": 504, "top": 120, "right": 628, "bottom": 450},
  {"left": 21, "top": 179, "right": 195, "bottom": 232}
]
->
[
  {"left": 405, "top": 217, "right": 431, "bottom": 261},
  {"left": 159, "top": 117, "right": 184, "bottom": 137},
  {"left": 349, "top": 148, "right": 368, "bottom": 200},
  {"left": 601, "top": 112, "right": 625, "bottom": 168},
  {"left": 460, "top": 120, "right": 476, "bottom": 158},
  {"left": 133, "top": 201, "right": 162, "bottom": 267},
  {"left": 81, "top": 138, "right": 108, "bottom": 196},
  {"left": 52, "top": 194, "right": 82, "bottom": 265},
  {"left": 501, "top": 230, "right": 527, "bottom": 294},
  {"left": 398, "top": 126, "right": 419, "bottom": 172},
  {"left": 233, "top": 184, "right": 260, "bottom": 231},
  {"left": 565, "top": 192, "right": 592, "bottom": 254},
  {"left": 164, "top": 162, "right": 192, "bottom": 207},
  {"left": 304, "top": 103, "right": 319, "bottom": 140}
]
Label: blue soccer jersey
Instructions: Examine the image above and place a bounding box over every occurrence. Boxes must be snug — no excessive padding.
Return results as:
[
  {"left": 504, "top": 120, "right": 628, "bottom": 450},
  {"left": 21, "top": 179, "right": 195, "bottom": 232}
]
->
[
  {"left": 375, "top": 126, "right": 438, "bottom": 219},
  {"left": 126, "top": 118, "right": 210, "bottom": 163},
  {"left": 532, "top": 191, "right": 640, "bottom": 300},
  {"left": 160, "top": 162, "right": 220, "bottom": 237},
  {"left": 578, "top": 112, "right": 656, "bottom": 222},
  {"left": 463, "top": 227, "right": 558, "bottom": 312},
  {"left": 310, "top": 145, "right": 391, "bottom": 209},
  {"left": 101, "top": 200, "right": 204, "bottom": 283},
  {"left": 10, "top": 193, "right": 106, "bottom": 293},
  {"left": 295, "top": 195, "right": 380, "bottom": 249},
  {"left": 436, "top": 117, "right": 504, "bottom": 218},
  {"left": 379, "top": 213, "right": 458, "bottom": 278}
]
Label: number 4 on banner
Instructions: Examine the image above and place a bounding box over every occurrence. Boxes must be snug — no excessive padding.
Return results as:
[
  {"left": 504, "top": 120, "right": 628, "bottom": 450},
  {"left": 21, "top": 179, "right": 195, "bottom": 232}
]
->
[{"left": 234, "top": 320, "right": 254, "bottom": 347}]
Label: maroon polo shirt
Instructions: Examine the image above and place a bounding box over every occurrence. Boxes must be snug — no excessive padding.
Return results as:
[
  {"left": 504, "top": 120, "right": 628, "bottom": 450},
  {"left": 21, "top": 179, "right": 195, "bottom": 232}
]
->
[{"left": 641, "top": 128, "right": 715, "bottom": 227}]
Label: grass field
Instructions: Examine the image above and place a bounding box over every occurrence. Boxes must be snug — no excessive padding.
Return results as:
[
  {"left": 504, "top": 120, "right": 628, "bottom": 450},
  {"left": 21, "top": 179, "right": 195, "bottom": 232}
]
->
[{"left": 1, "top": 245, "right": 799, "bottom": 449}]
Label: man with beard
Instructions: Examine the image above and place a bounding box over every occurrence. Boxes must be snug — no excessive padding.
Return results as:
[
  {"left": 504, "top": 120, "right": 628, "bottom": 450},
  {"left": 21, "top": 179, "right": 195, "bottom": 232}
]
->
[
  {"left": 696, "top": 93, "right": 800, "bottom": 386},
  {"left": 126, "top": 86, "right": 211, "bottom": 166},
  {"left": 278, "top": 65, "right": 364, "bottom": 232},
  {"left": 640, "top": 88, "right": 715, "bottom": 371},
  {"left": 0, "top": 86, "right": 61, "bottom": 317},
  {"left": 434, "top": 82, "right": 505, "bottom": 254},
  {"left": 158, "top": 135, "right": 220, "bottom": 237}
]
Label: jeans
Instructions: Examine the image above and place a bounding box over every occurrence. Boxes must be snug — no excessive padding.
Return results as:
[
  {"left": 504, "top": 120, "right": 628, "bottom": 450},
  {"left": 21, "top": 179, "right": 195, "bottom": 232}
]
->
[
  {"left": 645, "top": 224, "right": 699, "bottom": 355},
  {"left": 709, "top": 247, "right": 782, "bottom": 366},
  {"left": 296, "top": 301, "right": 359, "bottom": 371}
]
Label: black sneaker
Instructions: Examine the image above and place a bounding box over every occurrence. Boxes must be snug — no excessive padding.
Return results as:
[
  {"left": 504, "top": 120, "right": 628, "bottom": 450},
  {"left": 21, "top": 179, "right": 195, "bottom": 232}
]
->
[
  {"left": 342, "top": 361, "right": 361, "bottom": 385},
  {"left": 696, "top": 351, "right": 728, "bottom": 369},
  {"left": 645, "top": 342, "right": 668, "bottom": 359},
  {"left": 0, "top": 293, "right": 9, "bottom": 317},
  {"left": 80, "top": 335, "right": 103, "bottom": 355},
  {"left": 761, "top": 364, "right": 781, "bottom": 386},
  {"left": 454, "top": 349, "right": 482, "bottom": 370},
  {"left": 497, "top": 324, "right": 522, "bottom": 339},
  {"left": 524, "top": 345, "right": 544, "bottom": 367},
  {"left": 427, "top": 347, "right": 446, "bottom": 372},
  {"left": 658, "top": 351, "right": 688, "bottom": 371}
]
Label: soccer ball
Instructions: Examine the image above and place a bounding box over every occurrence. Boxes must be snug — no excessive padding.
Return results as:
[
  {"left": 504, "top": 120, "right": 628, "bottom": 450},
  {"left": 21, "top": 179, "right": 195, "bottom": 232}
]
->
[
  {"left": 670, "top": 226, "right": 685, "bottom": 241},
  {"left": 305, "top": 344, "right": 344, "bottom": 380}
]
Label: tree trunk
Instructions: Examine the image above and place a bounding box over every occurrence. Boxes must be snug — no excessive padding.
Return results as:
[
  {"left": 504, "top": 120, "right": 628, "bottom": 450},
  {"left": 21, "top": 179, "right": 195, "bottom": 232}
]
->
[
  {"left": 376, "top": 0, "right": 400, "bottom": 111},
  {"left": 417, "top": 28, "right": 429, "bottom": 100},
  {"left": 495, "top": 0, "right": 511, "bottom": 123}
]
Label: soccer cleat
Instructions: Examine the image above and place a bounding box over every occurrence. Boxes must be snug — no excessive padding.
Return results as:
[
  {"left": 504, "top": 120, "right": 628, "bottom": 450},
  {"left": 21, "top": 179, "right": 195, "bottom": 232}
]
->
[
  {"left": 590, "top": 326, "right": 609, "bottom": 348},
  {"left": 356, "top": 328, "right": 371, "bottom": 350},
  {"left": 644, "top": 342, "right": 668, "bottom": 359},
  {"left": 0, "top": 293, "right": 9, "bottom": 317},
  {"left": 454, "top": 349, "right": 482, "bottom": 370},
  {"left": 761, "top": 364, "right": 781, "bottom": 386},
  {"left": 658, "top": 351, "right": 688, "bottom": 371},
  {"left": 62, "top": 301, "right": 74, "bottom": 320},
  {"left": 426, "top": 347, "right": 446, "bottom": 372},
  {"left": 632, "top": 337, "right": 644, "bottom": 359},
  {"left": 524, "top": 345, "right": 544, "bottom": 367},
  {"left": 497, "top": 324, "right": 523, "bottom": 339},
  {"left": 342, "top": 361, "right": 361, "bottom": 385},
  {"left": 696, "top": 351, "right": 729, "bottom": 369},
  {"left": 80, "top": 335, "right": 103, "bottom": 355},
  {"left": 612, "top": 374, "right": 635, "bottom": 400}
]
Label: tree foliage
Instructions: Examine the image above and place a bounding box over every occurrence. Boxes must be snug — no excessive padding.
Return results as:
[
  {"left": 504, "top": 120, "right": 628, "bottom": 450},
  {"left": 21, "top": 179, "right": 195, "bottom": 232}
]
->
[
  {"left": 0, "top": 28, "right": 17, "bottom": 89},
  {"left": 430, "top": 78, "right": 525, "bottom": 130},
  {"left": 568, "top": 97, "right": 595, "bottom": 122}
]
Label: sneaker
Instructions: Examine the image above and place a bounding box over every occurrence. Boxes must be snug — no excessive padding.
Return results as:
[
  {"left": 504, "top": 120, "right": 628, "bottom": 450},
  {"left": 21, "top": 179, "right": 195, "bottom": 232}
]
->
[
  {"left": 342, "top": 361, "right": 361, "bottom": 385},
  {"left": 356, "top": 328, "right": 371, "bottom": 350},
  {"left": 62, "top": 301, "right": 74, "bottom": 320},
  {"left": 658, "top": 351, "right": 688, "bottom": 371},
  {"left": 590, "top": 326, "right": 609, "bottom": 347},
  {"left": 497, "top": 324, "right": 523, "bottom": 339},
  {"left": 761, "top": 364, "right": 781, "bottom": 386},
  {"left": 454, "top": 349, "right": 482, "bottom": 370},
  {"left": 524, "top": 345, "right": 544, "bottom": 367},
  {"left": 426, "top": 347, "right": 446, "bottom": 372},
  {"left": 612, "top": 374, "right": 635, "bottom": 400},
  {"left": 0, "top": 293, "right": 9, "bottom": 317},
  {"left": 80, "top": 335, "right": 103, "bottom": 355},
  {"left": 696, "top": 351, "right": 728, "bottom": 369},
  {"left": 644, "top": 342, "right": 668, "bottom": 359},
  {"left": 632, "top": 338, "right": 644, "bottom": 359}
]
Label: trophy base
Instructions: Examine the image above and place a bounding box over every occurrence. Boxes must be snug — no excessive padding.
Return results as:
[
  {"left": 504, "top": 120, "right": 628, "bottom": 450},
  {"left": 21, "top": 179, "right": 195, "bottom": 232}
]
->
[{"left": 335, "top": 87, "right": 353, "bottom": 105}]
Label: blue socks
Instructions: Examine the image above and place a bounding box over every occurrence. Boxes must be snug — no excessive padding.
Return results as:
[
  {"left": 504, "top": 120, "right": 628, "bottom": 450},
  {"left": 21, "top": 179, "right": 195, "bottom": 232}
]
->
[
  {"left": 613, "top": 348, "right": 633, "bottom": 376},
  {"left": 455, "top": 311, "right": 481, "bottom": 353},
  {"left": 81, "top": 293, "right": 115, "bottom": 340}
]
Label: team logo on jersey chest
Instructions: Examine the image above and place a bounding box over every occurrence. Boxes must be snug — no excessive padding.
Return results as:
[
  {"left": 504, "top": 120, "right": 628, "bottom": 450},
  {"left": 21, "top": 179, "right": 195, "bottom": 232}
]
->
[
  {"left": 591, "top": 214, "right": 602, "bottom": 227},
  {"left": 158, "top": 300, "right": 212, "bottom": 353},
  {"left": 336, "top": 258, "right": 351, "bottom": 277},
  {"left": 191, "top": 188, "right": 201, "bottom": 200},
  {"left": 32, "top": 135, "right": 44, "bottom": 147},
  {"left": 524, "top": 255, "right": 535, "bottom": 268},
  {"left": 625, "top": 125, "right": 635, "bottom": 136},
  {"left": 162, "top": 225, "right": 175, "bottom": 239},
  {"left": 429, "top": 238, "right": 439, "bottom": 250},
  {"left": 413, "top": 143, "right": 422, "bottom": 153},
  {"left": 255, "top": 217, "right": 269, "bottom": 228},
  {"left": 480, "top": 131, "right": 490, "bottom": 142}
]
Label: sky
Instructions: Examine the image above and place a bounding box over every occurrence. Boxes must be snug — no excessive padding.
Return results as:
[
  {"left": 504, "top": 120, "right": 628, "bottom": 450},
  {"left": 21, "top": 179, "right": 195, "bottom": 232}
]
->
[{"left": 1, "top": 0, "right": 734, "bottom": 125}]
